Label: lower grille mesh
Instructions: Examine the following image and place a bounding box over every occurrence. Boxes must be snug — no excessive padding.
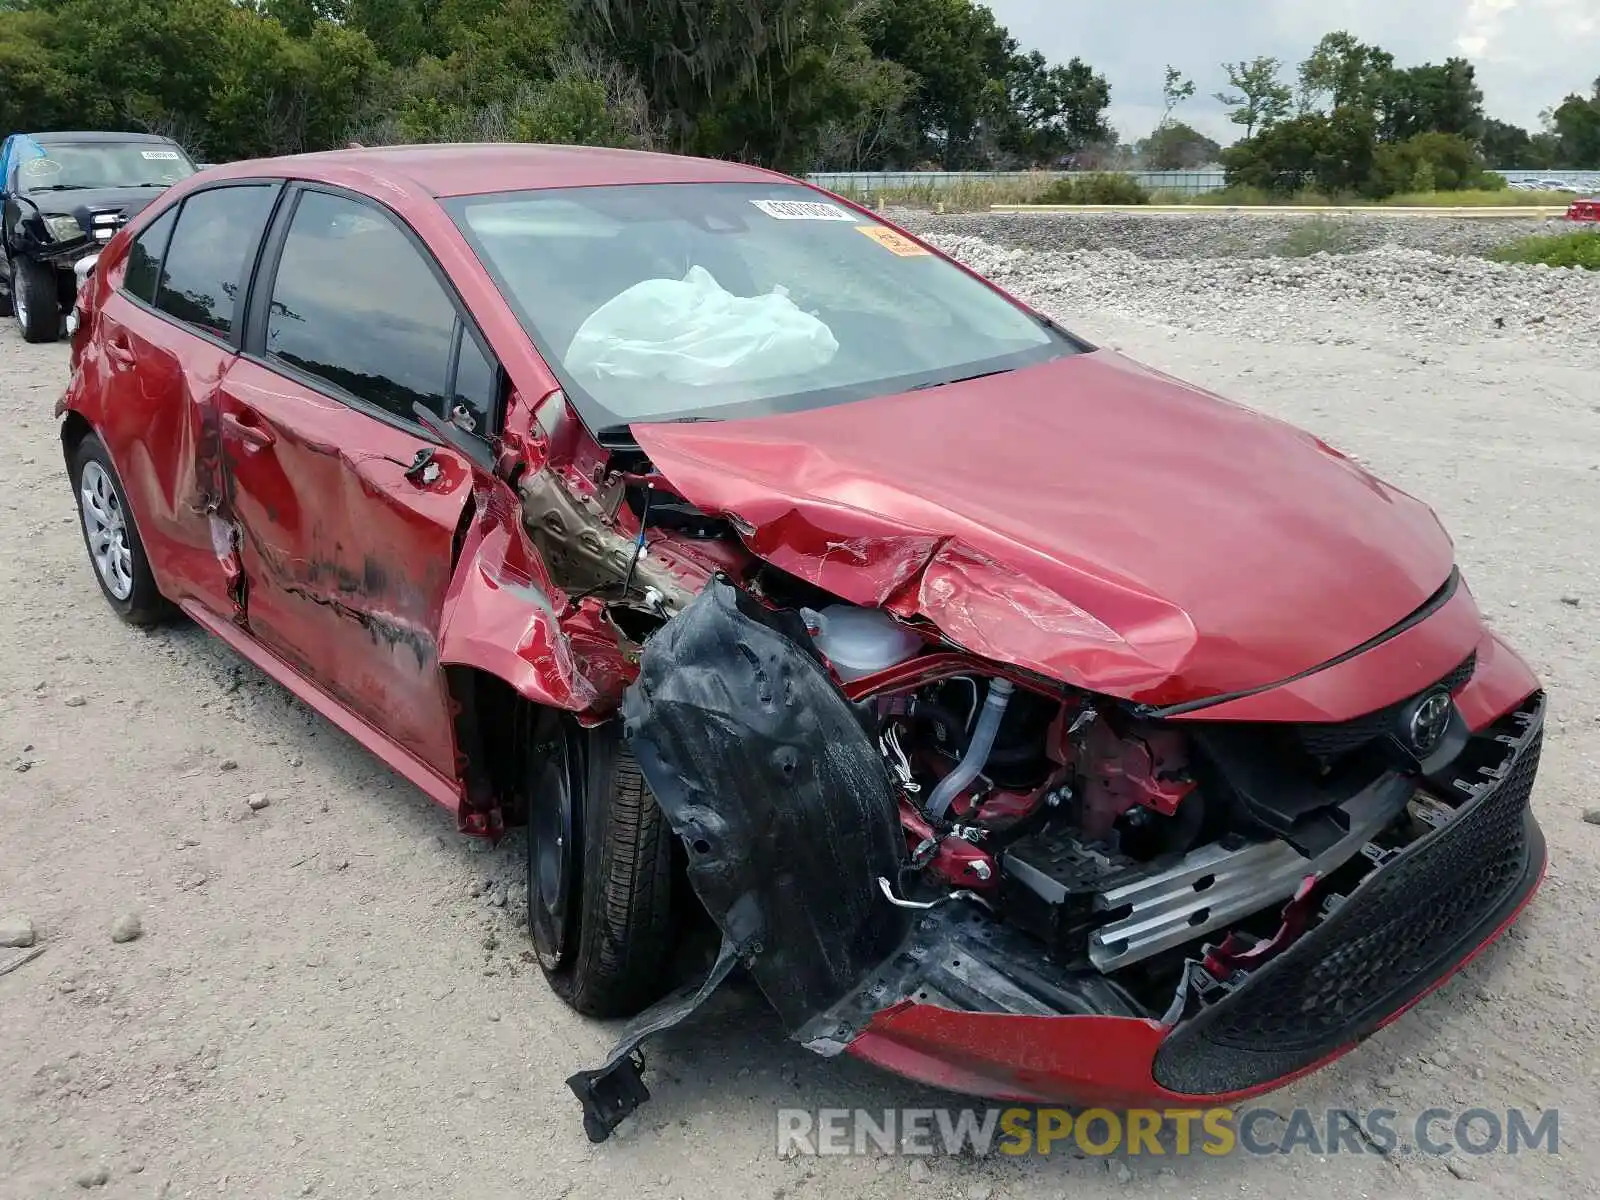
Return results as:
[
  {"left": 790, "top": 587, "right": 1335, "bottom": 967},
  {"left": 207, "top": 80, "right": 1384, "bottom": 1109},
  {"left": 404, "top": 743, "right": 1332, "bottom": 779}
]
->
[{"left": 1154, "top": 700, "right": 1542, "bottom": 1095}]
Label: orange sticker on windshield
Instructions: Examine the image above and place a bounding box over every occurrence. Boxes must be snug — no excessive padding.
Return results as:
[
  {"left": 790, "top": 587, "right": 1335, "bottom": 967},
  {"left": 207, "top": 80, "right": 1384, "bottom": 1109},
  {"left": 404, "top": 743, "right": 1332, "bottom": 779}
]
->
[{"left": 855, "top": 226, "right": 930, "bottom": 256}]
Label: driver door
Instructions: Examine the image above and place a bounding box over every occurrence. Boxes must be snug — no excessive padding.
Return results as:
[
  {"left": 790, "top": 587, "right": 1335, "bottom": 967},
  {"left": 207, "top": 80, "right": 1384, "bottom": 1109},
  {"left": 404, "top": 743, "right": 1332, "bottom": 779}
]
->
[{"left": 219, "top": 185, "right": 502, "bottom": 779}]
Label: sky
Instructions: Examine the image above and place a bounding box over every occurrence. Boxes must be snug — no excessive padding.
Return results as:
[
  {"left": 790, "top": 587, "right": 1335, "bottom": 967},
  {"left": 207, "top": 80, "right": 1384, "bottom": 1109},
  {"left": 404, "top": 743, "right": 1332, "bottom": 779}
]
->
[{"left": 984, "top": 0, "right": 1600, "bottom": 145}]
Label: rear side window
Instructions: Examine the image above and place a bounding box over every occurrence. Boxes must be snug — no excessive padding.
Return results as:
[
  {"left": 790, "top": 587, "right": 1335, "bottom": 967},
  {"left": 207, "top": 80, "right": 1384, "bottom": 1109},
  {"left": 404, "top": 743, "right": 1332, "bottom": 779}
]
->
[
  {"left": 123, "top": 208, "right": 177, "bottom": 304},
  {"left": 264, "top": 190, "right": 460, "bottom": 425},
  {"left": 155, "top": 185, "right": 276, "bottom": 338}
]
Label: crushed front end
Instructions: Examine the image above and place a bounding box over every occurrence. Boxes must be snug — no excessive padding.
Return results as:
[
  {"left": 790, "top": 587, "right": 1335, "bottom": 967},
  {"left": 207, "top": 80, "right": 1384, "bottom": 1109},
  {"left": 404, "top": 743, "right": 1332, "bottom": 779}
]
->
[
  {"left": 567, "top": 564, "right": 1545, "bottom": 1136},
  {"left": 844, "top": 688, "right": 1544, "bottom": 1104}
]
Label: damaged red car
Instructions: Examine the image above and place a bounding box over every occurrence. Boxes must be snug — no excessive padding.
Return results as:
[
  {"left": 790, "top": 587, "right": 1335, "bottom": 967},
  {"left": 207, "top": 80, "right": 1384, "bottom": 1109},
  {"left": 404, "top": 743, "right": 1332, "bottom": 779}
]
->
[{"left": 58, "top": 146, "right": 1546, "bottom": 1141}]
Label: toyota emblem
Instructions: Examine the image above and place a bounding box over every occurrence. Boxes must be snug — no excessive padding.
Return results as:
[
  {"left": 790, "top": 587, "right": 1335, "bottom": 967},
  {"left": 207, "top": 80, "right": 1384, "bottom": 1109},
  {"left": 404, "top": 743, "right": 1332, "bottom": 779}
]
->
[{"left": 1408, "top": 690, "right": 1452, "bottom": 755}]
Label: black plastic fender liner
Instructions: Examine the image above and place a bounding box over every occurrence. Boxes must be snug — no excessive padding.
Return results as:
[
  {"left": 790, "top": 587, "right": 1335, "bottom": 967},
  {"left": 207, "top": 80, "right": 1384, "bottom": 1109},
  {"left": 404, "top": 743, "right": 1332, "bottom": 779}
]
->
[{"left": 621, "top": 579, "right": 913, "bottom": 1031}]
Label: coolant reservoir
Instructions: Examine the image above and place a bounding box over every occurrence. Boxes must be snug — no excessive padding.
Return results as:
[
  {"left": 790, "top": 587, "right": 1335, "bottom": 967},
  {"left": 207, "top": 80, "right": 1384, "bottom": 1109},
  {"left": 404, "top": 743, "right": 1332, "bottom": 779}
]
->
[{"left": 801, "top": 604, "right": 923, "bottom": 682}]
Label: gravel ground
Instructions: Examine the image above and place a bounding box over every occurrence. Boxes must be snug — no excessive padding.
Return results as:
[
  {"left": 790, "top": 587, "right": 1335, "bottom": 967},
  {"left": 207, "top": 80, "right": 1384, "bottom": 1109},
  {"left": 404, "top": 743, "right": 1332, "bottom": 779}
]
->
[
  {"left": 892, "top": 208, "right": 1570, "bottom": 260},
  {"left": 3, "top": 223, "right": 1599, "bottom": 1199}
]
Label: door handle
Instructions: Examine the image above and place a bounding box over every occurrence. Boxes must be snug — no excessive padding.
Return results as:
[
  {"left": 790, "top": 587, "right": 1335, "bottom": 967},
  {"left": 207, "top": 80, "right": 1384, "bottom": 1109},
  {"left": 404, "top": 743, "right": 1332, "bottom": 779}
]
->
[
  {"left": 221, "top": 410, "right": 276, "bottom": 450},
  {"left": 105, "top": 335, "right": 135, "bottom": 367}
]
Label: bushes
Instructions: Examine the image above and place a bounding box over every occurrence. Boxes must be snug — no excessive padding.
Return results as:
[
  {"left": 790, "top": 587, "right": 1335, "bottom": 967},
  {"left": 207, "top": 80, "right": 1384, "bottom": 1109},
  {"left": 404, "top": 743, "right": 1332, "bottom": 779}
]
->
[
  {"left": 1034, "top": 173, "right": 1151, "bottom": 205},
  {"left": 1219, "top": 107, "right": 1377, "bottom": 197},
  {"left": 1489, "top": 231, "right": 1600, "bottom": 269},
  {"left": 1224, "top": 116, "right": 1498, "bottom": 201},
  {"left": 1366, "top": 132, "right": 1491, "bottom": 197}
]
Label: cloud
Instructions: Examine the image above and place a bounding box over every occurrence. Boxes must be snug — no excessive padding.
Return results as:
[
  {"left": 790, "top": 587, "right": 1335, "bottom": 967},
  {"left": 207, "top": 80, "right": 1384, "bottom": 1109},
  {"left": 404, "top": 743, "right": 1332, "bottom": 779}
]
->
[{"left": 982, "top": 0, "right": 1600, "bottom": 142}]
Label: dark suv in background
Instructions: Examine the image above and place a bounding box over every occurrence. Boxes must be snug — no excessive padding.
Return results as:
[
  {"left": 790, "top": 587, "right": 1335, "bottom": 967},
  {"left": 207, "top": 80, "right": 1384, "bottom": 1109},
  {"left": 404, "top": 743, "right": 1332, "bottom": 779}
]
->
[{"left": 1, "top": 130, "right": 197, "bottom": 342}]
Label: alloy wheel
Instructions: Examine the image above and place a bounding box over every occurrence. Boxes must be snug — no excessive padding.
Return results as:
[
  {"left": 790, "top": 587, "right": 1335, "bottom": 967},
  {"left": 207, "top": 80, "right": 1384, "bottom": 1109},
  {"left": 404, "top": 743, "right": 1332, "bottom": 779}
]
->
[
  {"left": 79, "top": 461, "right": 134, "bottom": 601},
  {"left": 13, "top": 267, "right": 29, "bottom": 333}
]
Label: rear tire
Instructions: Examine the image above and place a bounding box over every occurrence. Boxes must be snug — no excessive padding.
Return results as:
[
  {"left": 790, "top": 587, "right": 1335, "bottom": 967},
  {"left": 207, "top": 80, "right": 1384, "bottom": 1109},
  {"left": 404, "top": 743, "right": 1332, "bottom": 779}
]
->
[
  {"left": 69, "top": 434, "right": 172, "bottom": 624},
  {"left": 14, "top": 258, "right": 62, "bottom": 343},
  {"left": 526, "top": 715, "right": 676, "bottom": 1018}
]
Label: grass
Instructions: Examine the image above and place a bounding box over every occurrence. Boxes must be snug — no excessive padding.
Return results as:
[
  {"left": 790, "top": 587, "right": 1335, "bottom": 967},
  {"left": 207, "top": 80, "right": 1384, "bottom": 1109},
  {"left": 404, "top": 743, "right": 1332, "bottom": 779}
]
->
[
  {"left": 1488, "top": 229, "right": 1600, "bottom": 269},
  {"left": 1185, "top": 186, "right": 1335, "bottom": 206},
  {"left": 1276, "top": 216, "right": 1359, "bottom": 257},
  {"left": 1376, "top": 188, "right": 1577, "bottom": 207},
  {"left": 828, "top": 178, "right": 1058, "bottom": 212},
  {"left": 1188, "top": 186, "right": 1573, "bottom": 208},
  {"left": 824, "top": 179, "right": 1580, "bottom": 212}
]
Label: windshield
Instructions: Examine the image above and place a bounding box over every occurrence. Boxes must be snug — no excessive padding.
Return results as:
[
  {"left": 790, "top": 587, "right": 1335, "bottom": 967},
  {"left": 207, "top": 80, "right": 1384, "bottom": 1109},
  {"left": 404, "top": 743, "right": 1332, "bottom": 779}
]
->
[
  {"left": 444, "top": 182, "right": 1076, "bottom": 432},
  {"left": 18, "top": 141, "right": 195, "bottom": 194}
]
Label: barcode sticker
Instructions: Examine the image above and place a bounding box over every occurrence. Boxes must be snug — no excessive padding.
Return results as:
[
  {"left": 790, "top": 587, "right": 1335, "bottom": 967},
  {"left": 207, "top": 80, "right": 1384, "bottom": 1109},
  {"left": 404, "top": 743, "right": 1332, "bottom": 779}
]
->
[{"left": 750, "top": 199, "right": 858, "bottom": 222}]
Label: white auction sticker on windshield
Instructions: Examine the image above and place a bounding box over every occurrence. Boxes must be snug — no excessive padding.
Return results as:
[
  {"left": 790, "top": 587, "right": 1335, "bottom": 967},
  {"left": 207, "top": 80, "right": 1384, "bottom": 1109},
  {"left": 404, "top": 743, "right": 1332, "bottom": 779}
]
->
[
  {"left": 749, "top": 199, "right": 857, "bottom": 222},
  {"left": 141, "top": 150, "right": 182, "bottom": 160}
]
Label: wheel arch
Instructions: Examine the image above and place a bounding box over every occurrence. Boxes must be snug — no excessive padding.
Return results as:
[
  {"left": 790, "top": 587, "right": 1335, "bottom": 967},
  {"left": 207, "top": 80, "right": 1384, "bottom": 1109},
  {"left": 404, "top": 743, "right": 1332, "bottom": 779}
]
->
[
  {"left": 59, "top": 409, "right": 95, "bottom": 468},
  {"left": 444, "top": 664, "right": 583, "bottom": 833}
]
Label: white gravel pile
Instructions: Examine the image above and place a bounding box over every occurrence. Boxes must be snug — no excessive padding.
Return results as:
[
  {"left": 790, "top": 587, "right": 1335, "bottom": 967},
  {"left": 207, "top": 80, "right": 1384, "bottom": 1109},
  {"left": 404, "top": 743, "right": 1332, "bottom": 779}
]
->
[{"left": 925, "top": 232, "right": 1600, "bottom": 349}]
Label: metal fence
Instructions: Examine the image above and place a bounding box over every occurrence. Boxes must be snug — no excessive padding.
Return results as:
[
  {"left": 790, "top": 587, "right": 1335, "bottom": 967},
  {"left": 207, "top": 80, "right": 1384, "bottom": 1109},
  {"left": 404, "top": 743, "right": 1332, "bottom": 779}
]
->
[
  {"left": 805, "top": 170, "right": 1227, "bottom": 196},
  {"left": 806, "top": 168, "right": 1600, "bottom": 197}
]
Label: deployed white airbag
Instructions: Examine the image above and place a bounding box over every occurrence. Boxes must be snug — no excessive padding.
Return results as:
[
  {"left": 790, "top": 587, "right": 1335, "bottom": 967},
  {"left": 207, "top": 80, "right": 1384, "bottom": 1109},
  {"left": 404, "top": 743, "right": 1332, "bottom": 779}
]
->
[{"left": 565, "top": 265, "right": 838, "bottom": 388}]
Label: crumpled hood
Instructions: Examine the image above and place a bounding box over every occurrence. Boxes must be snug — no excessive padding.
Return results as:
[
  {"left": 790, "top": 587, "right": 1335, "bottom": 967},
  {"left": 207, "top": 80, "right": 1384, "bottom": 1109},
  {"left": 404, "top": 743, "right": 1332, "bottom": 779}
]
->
[{"left": 633, "top": 350, "right": 1457, "bottom": 706}]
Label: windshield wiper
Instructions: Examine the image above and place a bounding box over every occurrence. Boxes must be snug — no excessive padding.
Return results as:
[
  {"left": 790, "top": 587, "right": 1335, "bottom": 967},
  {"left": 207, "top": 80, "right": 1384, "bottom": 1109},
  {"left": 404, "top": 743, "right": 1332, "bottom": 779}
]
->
[
  {"left": 910, "top": 367, "right": 1015, "bottom": 392},
  {"left": 26, "top": 184, "right": 91, "bottom": 193}
]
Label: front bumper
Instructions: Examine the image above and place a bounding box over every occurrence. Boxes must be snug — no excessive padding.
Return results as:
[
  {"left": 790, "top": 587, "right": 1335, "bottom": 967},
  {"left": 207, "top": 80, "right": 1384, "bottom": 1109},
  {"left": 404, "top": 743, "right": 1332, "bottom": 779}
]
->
[{"left": 846, "top": 691, "right": 1546, "bottom": 1106}]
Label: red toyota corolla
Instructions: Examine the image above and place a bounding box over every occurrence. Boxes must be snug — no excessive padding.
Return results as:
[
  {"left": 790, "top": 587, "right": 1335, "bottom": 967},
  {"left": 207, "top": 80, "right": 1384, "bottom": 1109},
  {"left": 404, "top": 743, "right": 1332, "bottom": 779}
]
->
[{"left": 57, "top": 145, "right": 1545, "bottom": 1141}]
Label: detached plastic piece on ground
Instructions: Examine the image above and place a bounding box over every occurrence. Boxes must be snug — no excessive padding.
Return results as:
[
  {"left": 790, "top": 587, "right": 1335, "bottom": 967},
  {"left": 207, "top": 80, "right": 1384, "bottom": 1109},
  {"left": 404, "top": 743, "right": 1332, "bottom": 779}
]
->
[
  {"left": 565, "top": 266, "right": 839, "bottom": 389},
  {"left": 566, "top": 933, "right": 745, "bottom": 1142}
]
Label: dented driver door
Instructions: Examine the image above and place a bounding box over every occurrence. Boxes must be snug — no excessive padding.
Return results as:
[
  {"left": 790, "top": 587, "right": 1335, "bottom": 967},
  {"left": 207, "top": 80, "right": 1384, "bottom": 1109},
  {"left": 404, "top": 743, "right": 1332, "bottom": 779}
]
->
[{"left": 216, "top": 185, "right": 499, "bottom": 779}]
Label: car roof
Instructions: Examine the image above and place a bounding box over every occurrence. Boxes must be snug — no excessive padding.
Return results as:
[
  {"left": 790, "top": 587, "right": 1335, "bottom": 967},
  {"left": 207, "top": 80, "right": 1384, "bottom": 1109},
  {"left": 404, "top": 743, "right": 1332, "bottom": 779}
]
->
[
  {"left": 199, "top": 143, "right": 789, "bottom": 199},
  {"left": 24, "top": 131, "right": 181, "bottom": 145}
]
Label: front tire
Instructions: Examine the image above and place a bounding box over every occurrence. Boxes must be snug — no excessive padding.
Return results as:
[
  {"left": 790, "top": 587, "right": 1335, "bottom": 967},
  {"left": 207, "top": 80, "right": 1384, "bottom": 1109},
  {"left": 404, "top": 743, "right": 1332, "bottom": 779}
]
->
[
  {"left": 14, "top": 258, "right": 62, "bottom": 343},
  {"left": 526, "top": 716, "right": 676, "bottom": 1018},
  {"left": 69, "top": 434, "right": 170, "bottom": 624}
]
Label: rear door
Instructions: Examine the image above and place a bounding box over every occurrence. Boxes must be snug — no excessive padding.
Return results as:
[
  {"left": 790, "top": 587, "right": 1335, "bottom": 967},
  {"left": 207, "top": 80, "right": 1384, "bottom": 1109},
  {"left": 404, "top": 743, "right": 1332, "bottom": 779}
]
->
[
  {"left": 86, "top": 182, "right": 281, "bottom": 617},
  {"left": 218, "top": 185, "right": 502, "bottom": 779}
]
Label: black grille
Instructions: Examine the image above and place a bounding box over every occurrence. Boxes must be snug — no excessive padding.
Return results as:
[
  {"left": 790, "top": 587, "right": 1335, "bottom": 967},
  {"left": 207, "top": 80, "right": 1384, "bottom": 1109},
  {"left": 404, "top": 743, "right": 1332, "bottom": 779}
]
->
[
  {"left": 1154, "top": 697, "right": 1543, "bottom": 1095},
  {"left": 1295, "top": 651, "right": 1476, "bottom": 761}
]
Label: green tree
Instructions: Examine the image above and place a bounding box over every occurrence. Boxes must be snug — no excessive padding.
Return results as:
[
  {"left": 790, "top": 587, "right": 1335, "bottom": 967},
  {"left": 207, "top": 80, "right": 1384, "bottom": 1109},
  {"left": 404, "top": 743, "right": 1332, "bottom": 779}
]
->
[
  {"left": 1376, "top": 58, "right": 1483, "bottom": 142},
  {"left": 1213, "top": 56, "right": 1292, "bottom": 137},
  {"left": 998, "top": 49, "right": 1111, "bottom": 165},
  {"left": 1479, "top": 118, "right": 1544, "bottom": 168},
  {"left": 857, "top": 0, "right": 1015, "bottom": 167},
  {"left": 343, "top": 0, "right": 433, "bottom": 66},
  {"left": 1547, "top": 79, "right": 1600, "bottom": 167},
  {"left": 1137, "top": 120, "right": 1220, "bottom": 169},
  {"left": 572, "top": 0, "right": 876, "bottom": 170},
  {"left": 1298, "top": 31, "right": 1393, "bottom": 114},
  {"left": 1221, "top": 105, "right": 1376, "bottom": 195},
  {"left": 1159, "top": 64, "right": 1194, "bottom": 127}
]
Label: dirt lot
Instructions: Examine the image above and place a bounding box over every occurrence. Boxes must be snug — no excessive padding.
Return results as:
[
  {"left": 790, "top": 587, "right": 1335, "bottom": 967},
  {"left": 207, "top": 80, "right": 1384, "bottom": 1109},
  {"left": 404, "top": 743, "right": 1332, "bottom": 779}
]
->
[{"left": 3, "top": 245, "right": 1598, "bottom": 1199}]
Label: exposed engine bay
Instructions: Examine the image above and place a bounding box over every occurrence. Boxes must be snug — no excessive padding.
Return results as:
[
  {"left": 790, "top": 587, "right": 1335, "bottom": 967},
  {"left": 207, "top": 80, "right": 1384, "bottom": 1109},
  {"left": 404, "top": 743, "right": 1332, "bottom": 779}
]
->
[
  {"left": 523, "top": 446, "right": 1541, "bottom": 1143},
  {"left": 517, "top": 455, "right": 1468, "bottom": 1004}
]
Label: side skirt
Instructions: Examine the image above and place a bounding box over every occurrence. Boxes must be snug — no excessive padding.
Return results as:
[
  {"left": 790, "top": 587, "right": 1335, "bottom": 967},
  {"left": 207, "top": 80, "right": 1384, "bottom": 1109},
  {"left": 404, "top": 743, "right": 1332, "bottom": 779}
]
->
[{"left": 180, "top": 599, "right": 463, "bottom": 815}]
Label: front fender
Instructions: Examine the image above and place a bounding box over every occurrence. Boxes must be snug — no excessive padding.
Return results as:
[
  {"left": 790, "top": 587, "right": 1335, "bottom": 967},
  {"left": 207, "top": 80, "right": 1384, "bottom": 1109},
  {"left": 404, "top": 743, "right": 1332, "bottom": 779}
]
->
[{"left": 436, "top": 482, "right": 602, "bottom": 715}]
